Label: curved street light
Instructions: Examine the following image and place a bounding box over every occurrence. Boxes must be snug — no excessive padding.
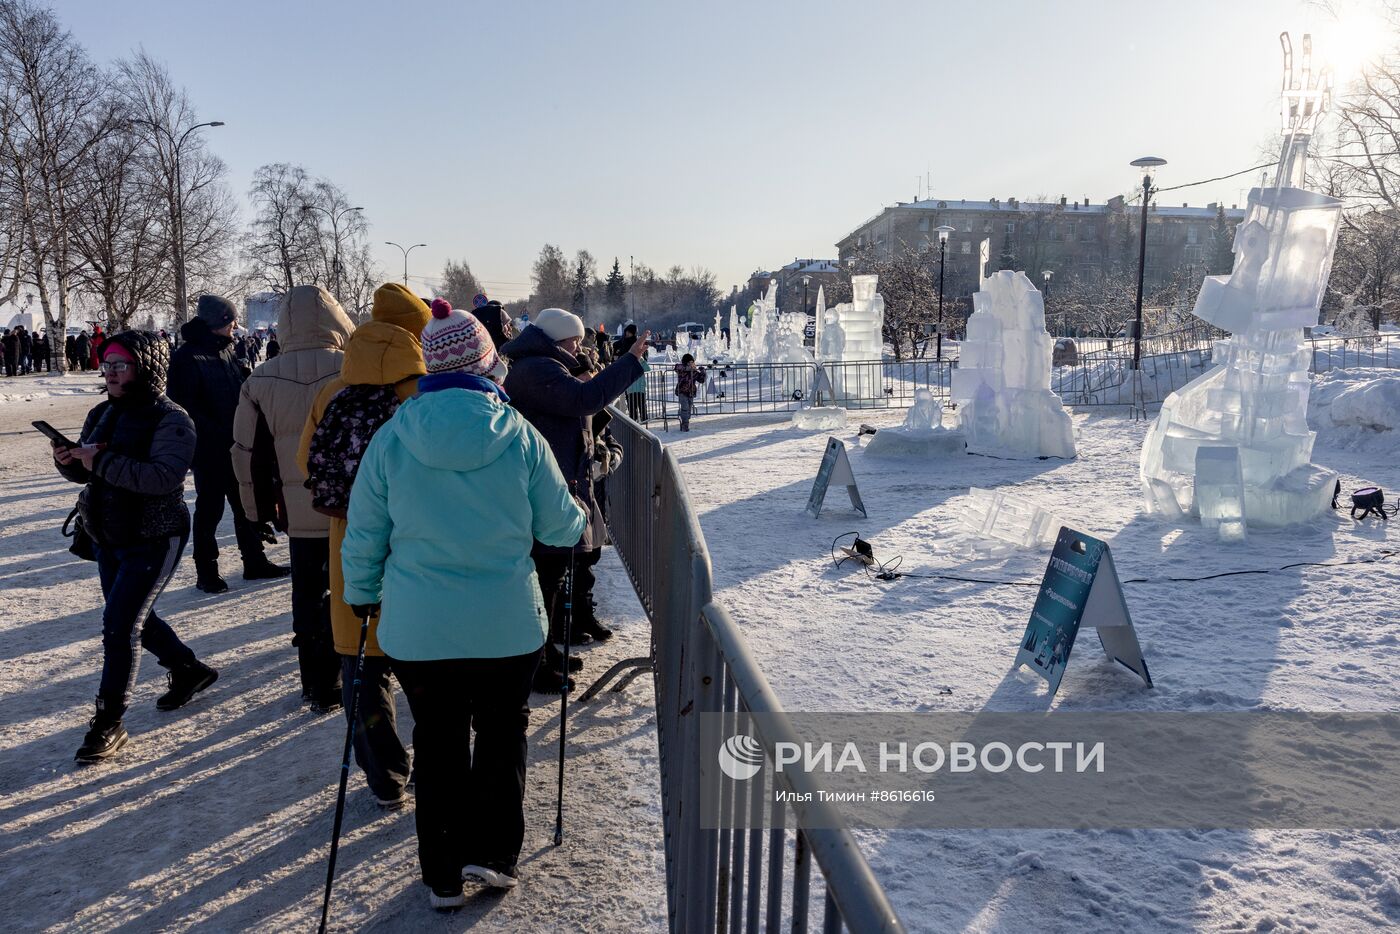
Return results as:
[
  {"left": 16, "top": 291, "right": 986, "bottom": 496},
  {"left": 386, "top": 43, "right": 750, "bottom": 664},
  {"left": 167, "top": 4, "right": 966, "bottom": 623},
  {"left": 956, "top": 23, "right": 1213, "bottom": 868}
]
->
[
  {"left": 130, "top": 119, "right": 225, "bottom": 325},
  {"left": 385, "top": 241, "right": 427, "bottom": 286},
  {"left": 303, "top": 204, "right": 363, "bottom": 298}
]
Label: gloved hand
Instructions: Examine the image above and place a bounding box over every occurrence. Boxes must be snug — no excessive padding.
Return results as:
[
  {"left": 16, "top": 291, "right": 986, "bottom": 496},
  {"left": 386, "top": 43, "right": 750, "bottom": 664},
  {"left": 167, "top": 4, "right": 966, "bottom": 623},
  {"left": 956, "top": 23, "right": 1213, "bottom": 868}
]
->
[
  {"left": 258, "top": 521, "right": 277, "bottom": 545},
  {"left": 350, "top": 603, "right": 381, "bottom": 619}
]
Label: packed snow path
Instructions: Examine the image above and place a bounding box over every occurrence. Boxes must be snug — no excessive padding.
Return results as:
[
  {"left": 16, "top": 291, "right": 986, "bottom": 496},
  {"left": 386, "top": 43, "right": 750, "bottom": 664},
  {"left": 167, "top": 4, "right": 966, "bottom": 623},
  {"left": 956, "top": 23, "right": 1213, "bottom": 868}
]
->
[
  {"left": 668, "top": 397, "right": 1400, "bottom": 933},
  {"left": 0, "top": 391, "right": 666, "bottom": 932}
]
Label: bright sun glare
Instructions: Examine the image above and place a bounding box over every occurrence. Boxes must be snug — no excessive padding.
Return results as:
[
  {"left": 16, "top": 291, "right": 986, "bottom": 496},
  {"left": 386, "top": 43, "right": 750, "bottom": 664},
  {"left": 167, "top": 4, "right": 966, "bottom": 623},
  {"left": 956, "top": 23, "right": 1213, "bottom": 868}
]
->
[{"left": 1319, "top": 3, "right": 1393, "bottom": 83}]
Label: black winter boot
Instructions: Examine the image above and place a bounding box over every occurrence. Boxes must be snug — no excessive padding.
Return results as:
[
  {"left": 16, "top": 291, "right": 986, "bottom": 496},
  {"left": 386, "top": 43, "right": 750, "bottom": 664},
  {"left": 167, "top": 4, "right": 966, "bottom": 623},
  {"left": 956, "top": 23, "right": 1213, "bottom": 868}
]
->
[
  {"left": 156, "top": 661, "right": 219, "bottom": 711},
  {"left": 76, "top": 698, "right": 128, "bottom": 763},
  {"left": 195, "top": 561, "right": 228, "bottom": 594},
  {"left": 242, "top": 557, "right": 291, "bottom": 581}
]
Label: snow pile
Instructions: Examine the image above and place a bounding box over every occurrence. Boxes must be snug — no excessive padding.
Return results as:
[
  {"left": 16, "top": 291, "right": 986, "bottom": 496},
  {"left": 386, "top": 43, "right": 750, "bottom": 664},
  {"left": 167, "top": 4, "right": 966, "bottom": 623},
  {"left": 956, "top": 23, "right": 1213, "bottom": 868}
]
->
[
  {"left": 791, "top": 406, "right": 847, "bottom": 430},
  {"left": 1309, "top": 367, "right": 1400, "bottom": 454}
]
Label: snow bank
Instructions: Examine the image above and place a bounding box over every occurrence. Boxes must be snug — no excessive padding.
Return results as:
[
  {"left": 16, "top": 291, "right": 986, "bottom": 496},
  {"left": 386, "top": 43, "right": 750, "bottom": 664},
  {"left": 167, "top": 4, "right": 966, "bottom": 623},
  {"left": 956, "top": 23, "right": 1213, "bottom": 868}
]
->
[{"left": 1309, "top": 368, "right": 1400, "bottom": 454}]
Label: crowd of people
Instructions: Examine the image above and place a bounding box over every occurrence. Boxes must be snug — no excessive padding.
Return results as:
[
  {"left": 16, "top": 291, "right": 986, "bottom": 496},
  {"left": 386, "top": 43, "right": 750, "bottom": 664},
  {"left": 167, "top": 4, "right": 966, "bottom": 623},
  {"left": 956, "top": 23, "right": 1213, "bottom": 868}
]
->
[
  {"left": 5, "top": 319, "right": 277, "bottom": 379},
  {"left": 49, "top": 283, "right": 649, "bottom": 909}
]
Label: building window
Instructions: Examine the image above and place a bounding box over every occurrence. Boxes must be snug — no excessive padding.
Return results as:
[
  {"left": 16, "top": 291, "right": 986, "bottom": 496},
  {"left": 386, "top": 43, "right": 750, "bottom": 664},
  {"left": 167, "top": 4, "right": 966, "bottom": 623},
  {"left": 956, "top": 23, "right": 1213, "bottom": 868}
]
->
[
  {"left": 961, "top": 241, "right": 972, "bottom": 254},
  {"left": 1004, "top": 222, "right": 1015, "bottom": 235},
  {"left": 1187, "top": 225, "right": 1199, "bottom": 244},
  {"left": 918, "top": 217, "right": 930, "bottom": 232}
]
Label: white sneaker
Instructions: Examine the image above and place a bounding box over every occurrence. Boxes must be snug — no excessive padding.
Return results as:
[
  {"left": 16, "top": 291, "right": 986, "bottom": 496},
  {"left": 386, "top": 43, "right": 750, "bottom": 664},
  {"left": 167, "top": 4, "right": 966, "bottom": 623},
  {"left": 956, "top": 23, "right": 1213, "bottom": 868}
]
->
[
  {"left": 462, "top": 863, "right": 519, "bottom": 889},
  {"left": 429, "top": 888, "right": 466, "bottom": 910}
]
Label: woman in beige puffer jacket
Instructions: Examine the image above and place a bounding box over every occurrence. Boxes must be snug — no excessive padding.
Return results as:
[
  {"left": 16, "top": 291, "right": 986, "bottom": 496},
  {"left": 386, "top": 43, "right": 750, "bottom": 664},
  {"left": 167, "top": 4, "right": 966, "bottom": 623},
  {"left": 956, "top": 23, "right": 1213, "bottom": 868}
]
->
[{"left": 230, "top": 285, "right": 354, "bottom": 709}]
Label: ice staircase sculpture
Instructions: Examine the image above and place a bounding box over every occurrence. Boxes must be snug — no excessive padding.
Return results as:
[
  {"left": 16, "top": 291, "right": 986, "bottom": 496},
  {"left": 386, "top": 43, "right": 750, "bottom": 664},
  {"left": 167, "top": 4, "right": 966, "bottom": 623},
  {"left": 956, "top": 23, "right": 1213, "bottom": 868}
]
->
[
  {"left": 1140, "top": 32, "right": 1339, "bottom": 533},
  {"left": 951, "top": 269, "right": 1076, "bottom": 458}
]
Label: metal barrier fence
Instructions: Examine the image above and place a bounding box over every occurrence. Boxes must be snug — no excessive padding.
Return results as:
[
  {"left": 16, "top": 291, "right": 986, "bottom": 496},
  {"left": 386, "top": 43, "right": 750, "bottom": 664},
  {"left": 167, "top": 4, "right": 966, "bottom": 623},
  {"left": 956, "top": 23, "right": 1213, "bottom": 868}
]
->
[
  {"left": 587, "top": 408, "right": 905, "bottom": 933},
  {"left": 622, "top": 330, "right": 1399, "bottom": 423},
  {"left": 637, "top": 359, "right": 957, "bottom": 424},
  {"left": 1308, "top": 332, "right": 1400, "bottom": 372}
]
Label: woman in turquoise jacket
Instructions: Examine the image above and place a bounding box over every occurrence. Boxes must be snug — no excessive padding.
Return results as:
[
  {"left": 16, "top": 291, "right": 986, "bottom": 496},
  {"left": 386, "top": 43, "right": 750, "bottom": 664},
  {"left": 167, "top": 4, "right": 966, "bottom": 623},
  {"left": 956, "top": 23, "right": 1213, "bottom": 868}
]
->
[{"left": 341, "top": 301, "right": 586, "bottom": 908}]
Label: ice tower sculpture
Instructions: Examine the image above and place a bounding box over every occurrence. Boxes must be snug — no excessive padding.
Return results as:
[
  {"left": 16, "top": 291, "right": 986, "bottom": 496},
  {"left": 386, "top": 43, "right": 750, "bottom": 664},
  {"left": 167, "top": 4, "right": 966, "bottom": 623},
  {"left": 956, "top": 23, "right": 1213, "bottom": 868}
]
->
[
  {"left": 951, "top": 270, "right": 1076, "bottom": 458},
  {"left": 1140, "top": 33, "right": 1340, "bottom": 533},
  {"left": 828, "top": 274, "right": 885, "bottom": 405}
]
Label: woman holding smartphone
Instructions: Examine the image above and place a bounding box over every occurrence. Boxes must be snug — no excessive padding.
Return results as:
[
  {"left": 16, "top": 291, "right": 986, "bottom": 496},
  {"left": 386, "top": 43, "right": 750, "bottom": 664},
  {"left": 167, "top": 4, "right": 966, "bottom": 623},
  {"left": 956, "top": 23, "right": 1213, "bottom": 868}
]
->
[{"left": 53, "top": 331, "right": 218, "bottom": 763}]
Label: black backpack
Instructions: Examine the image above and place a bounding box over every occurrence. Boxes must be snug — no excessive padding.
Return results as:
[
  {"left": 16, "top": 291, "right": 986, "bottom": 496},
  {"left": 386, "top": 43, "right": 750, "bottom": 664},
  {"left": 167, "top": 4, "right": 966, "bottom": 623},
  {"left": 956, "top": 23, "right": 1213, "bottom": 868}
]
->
[{"left": 304, "top": 385, "right": 401, "bottom": 518}]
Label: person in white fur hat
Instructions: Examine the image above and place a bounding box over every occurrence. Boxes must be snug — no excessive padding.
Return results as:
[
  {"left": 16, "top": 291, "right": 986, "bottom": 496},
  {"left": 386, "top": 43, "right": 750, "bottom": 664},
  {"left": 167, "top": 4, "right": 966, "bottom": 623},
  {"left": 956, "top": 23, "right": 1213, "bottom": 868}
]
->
[{"left": 499, "top": 309, "right": 649, "bottom": 693}]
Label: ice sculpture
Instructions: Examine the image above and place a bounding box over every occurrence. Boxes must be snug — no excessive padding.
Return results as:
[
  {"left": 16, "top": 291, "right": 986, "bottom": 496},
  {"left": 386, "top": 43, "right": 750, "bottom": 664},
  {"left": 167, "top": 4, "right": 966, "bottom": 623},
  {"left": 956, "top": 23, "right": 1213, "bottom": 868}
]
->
[
  {"left": 1140, "top": 33, "right": 1340, "bottom": 529},
  {"left": 863, "top": 388, "right": 966, "bottom": 458},
  {"left": 953, "top": 487, "right": 1064, "bottom": 550},
  {"left": 827, "top": 274, "right": 885, "bottom": 406},
  {"left": 1194, "top": 447, "right": 1247, "bottom": 543},
  {"left": 951, "top": 270, "right": 1076, "bottom": 458},
  {"left": 791, "top": 406, "right": 847, "bottom": 430}
]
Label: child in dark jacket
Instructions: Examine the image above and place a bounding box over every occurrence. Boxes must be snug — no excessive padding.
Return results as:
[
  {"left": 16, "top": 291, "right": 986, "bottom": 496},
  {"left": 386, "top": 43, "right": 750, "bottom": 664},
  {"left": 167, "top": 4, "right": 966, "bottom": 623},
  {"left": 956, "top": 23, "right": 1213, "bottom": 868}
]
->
[{"left": 673, "top": 354, "right": 706, "bottom": 431}]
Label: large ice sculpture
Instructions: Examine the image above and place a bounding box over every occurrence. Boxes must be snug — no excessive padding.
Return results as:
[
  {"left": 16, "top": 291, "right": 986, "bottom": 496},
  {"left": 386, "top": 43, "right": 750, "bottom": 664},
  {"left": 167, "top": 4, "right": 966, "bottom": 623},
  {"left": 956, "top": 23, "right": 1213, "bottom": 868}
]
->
[
  {"left": 1140, "top": 33, "right": 1340, "bottom": 529},
  {"left": 951, "top": 270, "right": 1076, "bottom": 458},
  {"left": 828, "top": 274, "right": 885, "bottom": 406}
]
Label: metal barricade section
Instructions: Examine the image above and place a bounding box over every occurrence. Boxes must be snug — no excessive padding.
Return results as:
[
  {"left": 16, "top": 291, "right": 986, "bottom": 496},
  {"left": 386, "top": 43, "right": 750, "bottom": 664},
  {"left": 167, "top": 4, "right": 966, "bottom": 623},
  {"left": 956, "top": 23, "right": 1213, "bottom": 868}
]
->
[{"left": 591, "top": 406, "right": 906, "bottom": 933}]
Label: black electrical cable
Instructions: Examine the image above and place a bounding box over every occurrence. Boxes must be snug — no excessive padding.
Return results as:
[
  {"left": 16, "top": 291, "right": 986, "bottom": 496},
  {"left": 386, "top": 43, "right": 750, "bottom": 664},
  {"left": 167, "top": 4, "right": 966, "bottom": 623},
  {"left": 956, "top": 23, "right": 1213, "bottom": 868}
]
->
[{"left": 829, "top": 539, "right": 1399, "bottom": 586}]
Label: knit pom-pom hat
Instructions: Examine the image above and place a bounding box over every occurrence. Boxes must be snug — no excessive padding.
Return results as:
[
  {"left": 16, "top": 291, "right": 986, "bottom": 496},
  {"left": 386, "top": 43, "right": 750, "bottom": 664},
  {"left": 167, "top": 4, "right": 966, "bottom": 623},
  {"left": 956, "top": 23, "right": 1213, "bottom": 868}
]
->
[{"left": 421, "top": 298, "right": 507, "bottom": 379}]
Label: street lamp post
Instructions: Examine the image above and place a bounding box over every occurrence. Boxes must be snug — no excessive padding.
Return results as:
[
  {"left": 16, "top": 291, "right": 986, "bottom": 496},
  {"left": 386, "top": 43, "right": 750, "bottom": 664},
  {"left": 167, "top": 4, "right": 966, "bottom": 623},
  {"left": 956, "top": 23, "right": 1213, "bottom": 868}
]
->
[
  {"left": 303, "top": 204, "right": 363, "bottom": 299},
  {"left": 134, "top": 119, "right": 224, "bottom": 326},
  {"left": 935, "top": 225, "right": 955, "bottom": 361},
  {"left": 1042, "top": 269, "right": 1054, "bottom": 334},
  {"left": 1129, "top": 156, "right": 1167, "bottom": 370},
  {"left": 385, "top": 241, "right": 427, "bottom": 286}
]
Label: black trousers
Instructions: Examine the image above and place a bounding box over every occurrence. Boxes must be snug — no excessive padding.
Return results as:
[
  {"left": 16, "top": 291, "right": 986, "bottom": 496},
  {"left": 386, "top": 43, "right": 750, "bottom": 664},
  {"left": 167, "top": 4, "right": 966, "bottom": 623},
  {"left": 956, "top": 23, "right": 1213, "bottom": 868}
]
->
[
  {"left": 390, "top": 651, "right": 541, "bottom": 889},
  {"left": 190, "top": 456, "right": 264, "bottom": 566},
  {"left": 288, "top": 537, "right": 338, "bottom": 695},
  {"left": 625, "top": 391, "right": 647, "bottom": 422},
  {"left": 95, "top": 532, "right": 196, "bottom": 709},
  {"left": 341, "top": 654, "right": 410, "bottom": 799}
]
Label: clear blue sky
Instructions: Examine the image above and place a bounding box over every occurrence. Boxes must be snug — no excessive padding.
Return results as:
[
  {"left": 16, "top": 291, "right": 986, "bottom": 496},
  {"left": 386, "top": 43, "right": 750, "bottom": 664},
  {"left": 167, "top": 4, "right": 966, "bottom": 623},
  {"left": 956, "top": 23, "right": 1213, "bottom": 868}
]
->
[{"left": 61, "top": 0, "right": 1351, "bottom": 304}]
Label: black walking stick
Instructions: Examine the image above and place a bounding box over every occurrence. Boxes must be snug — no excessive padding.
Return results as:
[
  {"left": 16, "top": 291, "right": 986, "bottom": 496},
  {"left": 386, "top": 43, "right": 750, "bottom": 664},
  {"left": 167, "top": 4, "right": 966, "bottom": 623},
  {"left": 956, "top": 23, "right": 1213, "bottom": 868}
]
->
[
  {"left": 319, "top": 606, "right": 372, "bottom": 934},
  {"left": 554, "top": 546, "right": 576, "bottom": 847}
]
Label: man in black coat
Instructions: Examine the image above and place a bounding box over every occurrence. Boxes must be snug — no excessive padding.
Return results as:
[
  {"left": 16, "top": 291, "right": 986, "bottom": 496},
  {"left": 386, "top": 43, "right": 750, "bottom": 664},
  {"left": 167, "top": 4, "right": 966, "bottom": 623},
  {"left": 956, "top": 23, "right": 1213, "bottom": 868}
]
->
[
  {"left": 75, "top": 331, "right": 92, "bottom": 371},
  {"left": 168, "top": 295, "right": 288, "bottom": 593},
  {"left": 1, "top": 329, "right": 16, "bottom": 377},
  {"left": 501, "top": 309, "right": 647, "bottom": 692}
]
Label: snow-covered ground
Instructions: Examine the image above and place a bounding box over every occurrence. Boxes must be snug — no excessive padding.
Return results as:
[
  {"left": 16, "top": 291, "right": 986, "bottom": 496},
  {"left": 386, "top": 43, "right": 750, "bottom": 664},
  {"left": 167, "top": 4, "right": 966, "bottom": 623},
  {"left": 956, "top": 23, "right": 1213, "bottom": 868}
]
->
[
  {"left": 5, "top": 365, "right": 1400, "bottom": 932},
  {"left": 0, "top": 372, "right": 106, "bottom": 406},
  {"left": 0, "top": 394, "right": 667, "bottom": 932},
  {"left": 666, "top": 368, "right": 1400, "bottom": 932}
]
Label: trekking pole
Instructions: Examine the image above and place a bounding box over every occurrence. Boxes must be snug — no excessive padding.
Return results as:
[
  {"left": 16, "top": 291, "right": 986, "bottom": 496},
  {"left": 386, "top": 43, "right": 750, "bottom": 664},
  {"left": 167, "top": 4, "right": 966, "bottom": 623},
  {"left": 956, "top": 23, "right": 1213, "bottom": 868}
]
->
[
  {"left": 319, "top": 607, "right": 372, "bottom": 934},
  {"left": 554, "top": 546, "right": 576, "bottom": 847}
]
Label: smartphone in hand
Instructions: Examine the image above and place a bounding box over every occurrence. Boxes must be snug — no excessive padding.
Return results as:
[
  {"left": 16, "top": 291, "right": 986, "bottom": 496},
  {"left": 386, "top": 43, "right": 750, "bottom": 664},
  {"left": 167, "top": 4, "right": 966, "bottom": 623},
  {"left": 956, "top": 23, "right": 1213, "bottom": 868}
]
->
[{"left": 32, "top": 420, "right": 76, "bottom": 448}]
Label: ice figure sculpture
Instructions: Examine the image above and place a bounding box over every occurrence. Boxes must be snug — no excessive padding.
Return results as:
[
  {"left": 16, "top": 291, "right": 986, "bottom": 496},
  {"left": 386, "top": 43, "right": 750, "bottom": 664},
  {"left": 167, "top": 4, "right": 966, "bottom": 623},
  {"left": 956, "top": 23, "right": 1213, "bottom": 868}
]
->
[
  {"left": 951, "top": 270, "right": 1076, "bottom": 458},
  {"left": 1140, "top": 33, "right": 1340, "bottom": 530},
  {"left": 828, "top": 274, "right": 885, "bottom": 406},
  {"left": 863, "top": 388, "right": 966, "bottom": 458},
  {"left": 776, "top": 312, "right": 813, "bottom": 396}
]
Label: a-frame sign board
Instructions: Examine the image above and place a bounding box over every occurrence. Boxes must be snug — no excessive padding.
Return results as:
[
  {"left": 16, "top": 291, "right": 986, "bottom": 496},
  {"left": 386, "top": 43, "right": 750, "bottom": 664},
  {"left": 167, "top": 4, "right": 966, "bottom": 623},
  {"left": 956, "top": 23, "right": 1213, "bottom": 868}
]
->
[
  {"left": 1014, "top": 527, "right": 1151, "bottom": 697},
  {"left": 806, "top": 437, "right": 866, "bottom": 519}
]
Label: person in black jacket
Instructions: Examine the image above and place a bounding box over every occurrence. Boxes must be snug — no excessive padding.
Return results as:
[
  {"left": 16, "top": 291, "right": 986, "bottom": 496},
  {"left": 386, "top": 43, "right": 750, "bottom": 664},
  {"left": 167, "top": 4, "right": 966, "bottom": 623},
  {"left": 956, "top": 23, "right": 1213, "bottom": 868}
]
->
[
  {"left": 168, "top": 295, "right": 288, "bottom": 593},
  {"left": 1, "top": 329, "right": 16, "bottom": 377},
  {"left": 54, "top": 331, "right": 218, "bottom": 763},
  {"left": 469, "top": 296, "right": 515, "bottom": 351},
  {"left": 500, "top": 308, "right": 646, "bottom": 692},
  {"left": 75, "top": 331, "right": 91, "bottom": 371},
  {"left": 65, "top": 333, "right": 78, "bottom": 370}
]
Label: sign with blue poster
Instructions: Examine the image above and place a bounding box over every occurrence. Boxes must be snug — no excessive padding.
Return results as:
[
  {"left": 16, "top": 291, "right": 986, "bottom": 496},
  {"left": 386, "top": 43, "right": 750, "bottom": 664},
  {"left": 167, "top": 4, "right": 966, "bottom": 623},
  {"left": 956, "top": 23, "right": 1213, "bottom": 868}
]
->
[
  {"left": 1015, "top": 527, "right": 1152, "bottom": 697},
  {"left": 807, "top": 437, "right": 866, "bottom": 519}
]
